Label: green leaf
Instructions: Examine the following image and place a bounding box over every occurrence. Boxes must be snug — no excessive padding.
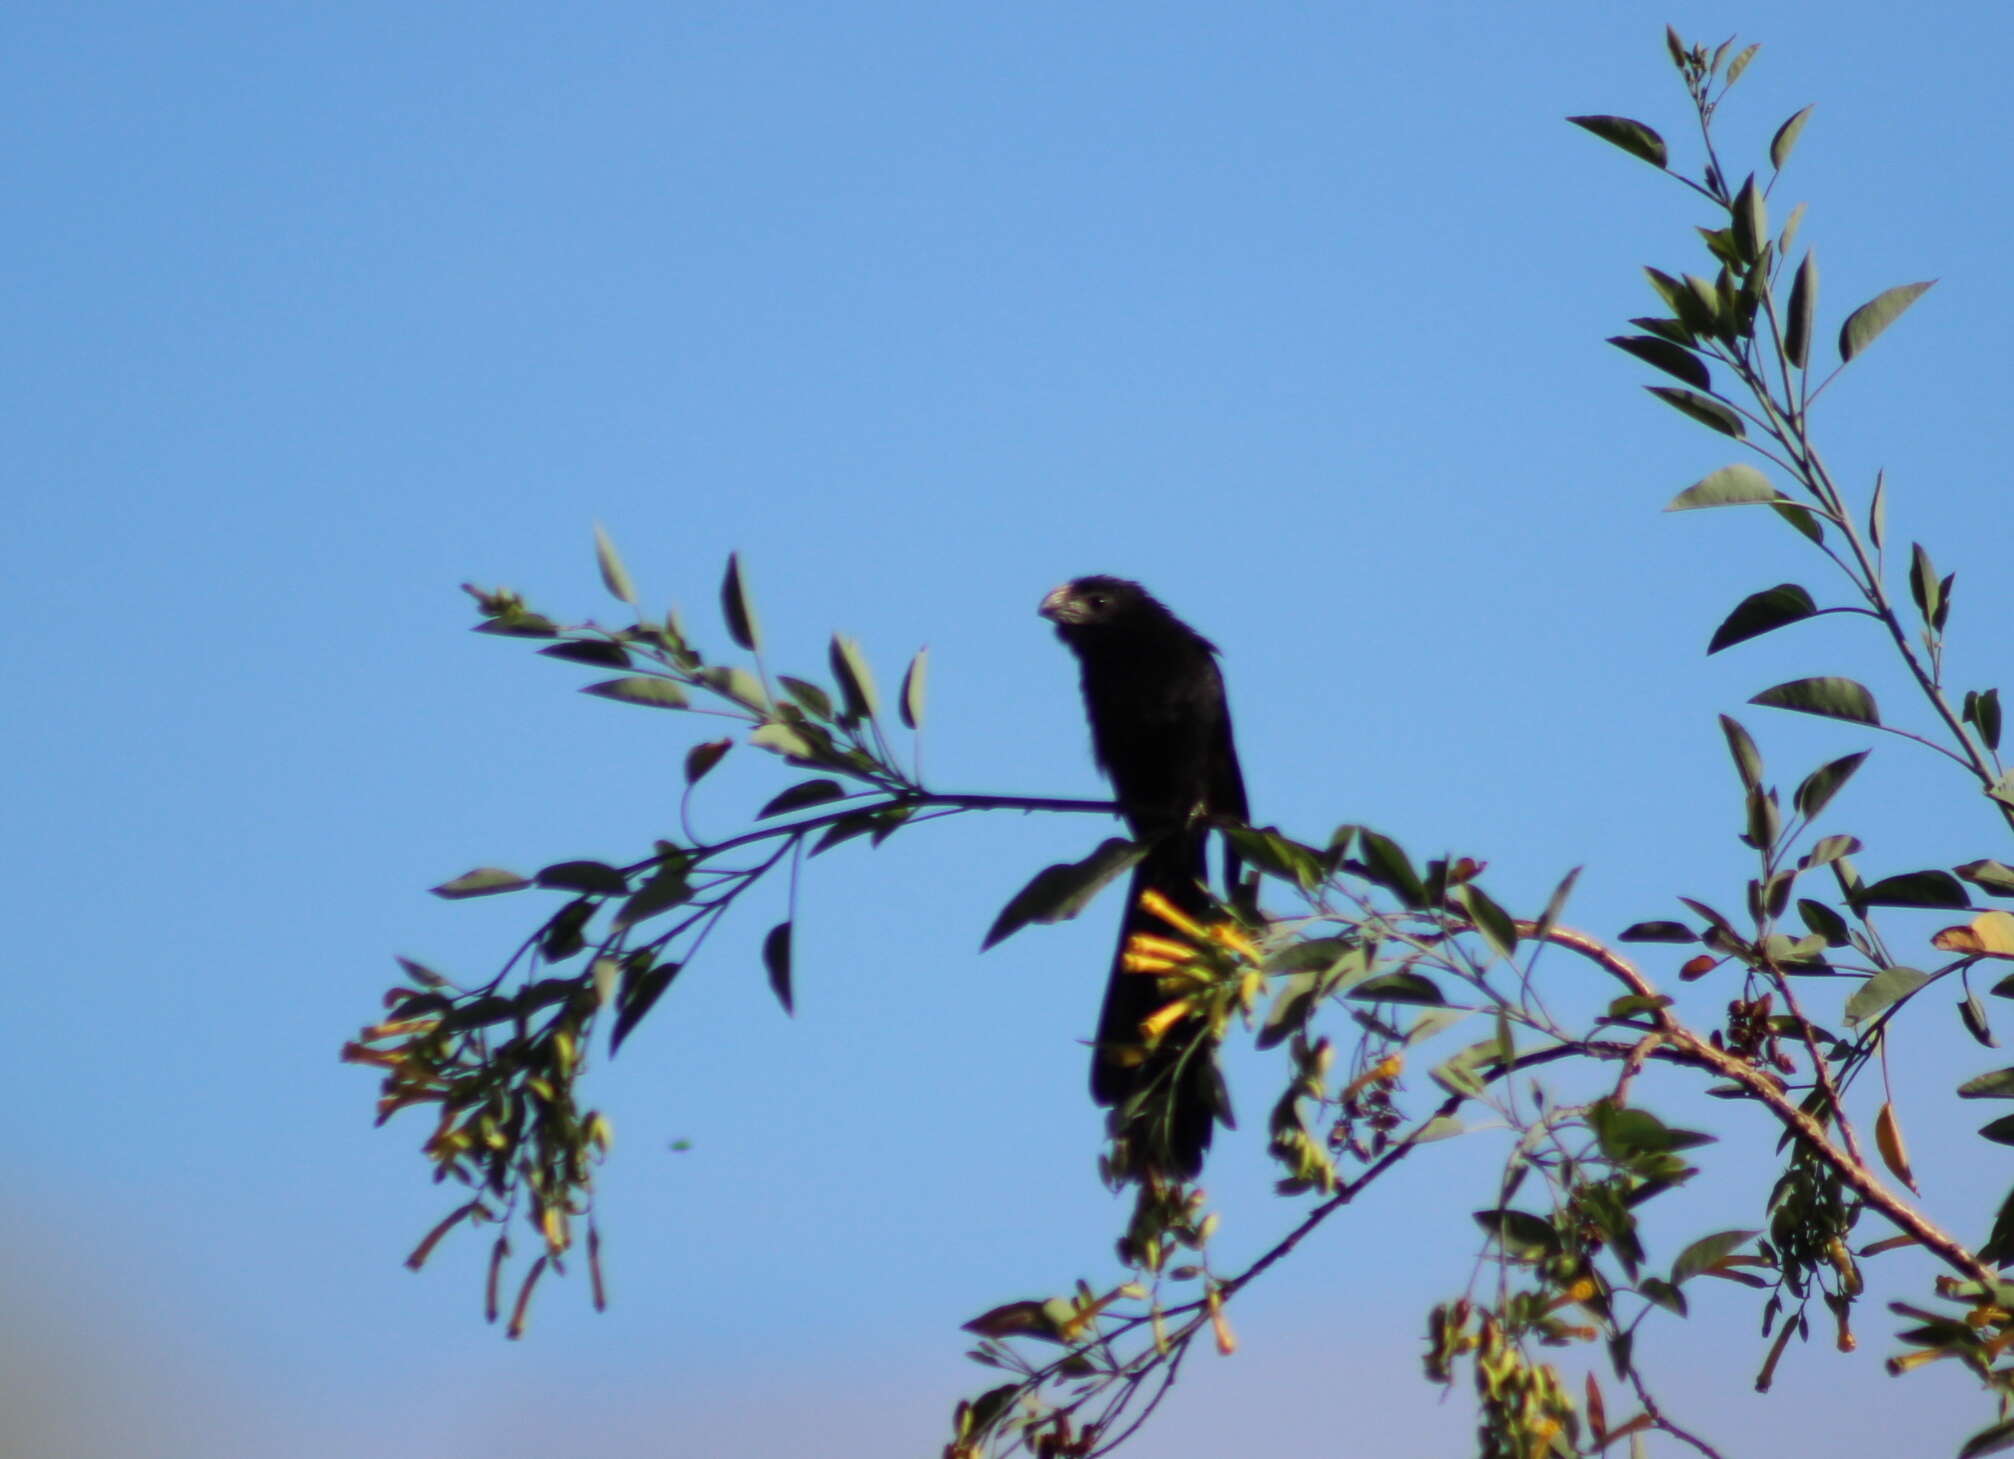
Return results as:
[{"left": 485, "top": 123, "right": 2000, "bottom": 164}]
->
[
  {"left": 1957, "top": 860, "right": 2014, "bottom": 897},
  {"left": 1793, "top": 750, "right": 1870, "bottom": 821},
  {"left": 1857, "top": 870, "right": 1969, "bottom": 908},
  {"left": 1978, "top": 1115, "right": 2014, "bottom": 1145},
  {"left": 749, "top": 722, "right": 817, "bottom": 761},
  {"left": 1960, "top": 1068, "right": 2014, "bottom": 1100},
  {"left": 758, "top": 778, "right": 848, "bottom": 819},
  {"left": 1672, "top": 1228, "right": 1760, "bottom": 1285},
  {"left": 1666, "top": 463, "right": 1775, "bottom": 510},
  {"left": 1719, "top": 714, "right": 1764, "bottom": 791},
  {"left": 1638, "top": 1277, "right": 1687, "bottom": 1316},
  {"left": 1648, "top": 386, "right": 1745, "bottom": 438},
  {"left": 829, "top": 634, "right": 880, "bottom": 722},
  {"left": 1725, "top": 42, "right": 1759, "bottom": 85},
  {"left": 1963, "top": 994, "right": 1999, "bottom": 1049},
  {"left": 473, "top": 612, "right": 560, "bottom": 639},
  {"left": 697, "top": 665, "right": 768, "bottom": 710},
  {"left": 1770, "top": 500, "right": 1824, "bottom": 545},
  {"left": 1778, "top": 201, "right": 1807, "bottom": 257},
  {"left": 1803, "top": 834, "right": 1862, "bottom": 868},
  {"left": 1356, "top": 830, "right": 1426, "bottom": 908},
  {"left": 537, "top": 860, "right": 630, "bottom": 895},
  {"left": 1964, "top": 690, "right": 2004, "bottom": 753},
  {"left": 1798, "top": 898, "right": 1850, "bottom": 947},
  {"left": 1908, "top": 542, "right": 1940, "bottom": 626},
  {"left": 1607, "top": 335, "right": 1710, "bottom": 390},
  {"left": 1620, "top": 921, "right": 1695, "bottom": 943},
  {"left": 1226, "top": 825, "right": 1326, "bottom": 893},
  {"left": 685, "top": 738, "right": 732, "bottom": 784},
  {"left": 1770, "top": 105, "right": 1814, "bottom": 170},
  {"left": 898, "top": 648, "right": 928, "bottom": 730},
  {"left": 1474, "top": 1208, "right": 1560, "bottom": 1259},
  {"left": 1566, "top": 114, "right": 1668, "bottom": 169},
  {"left": 1959, "top": 1417, "right": 2014, "bottom": 1459},
  {"left": 1348, "top": 972, "right": 1445, "bottom": 1006},
  {"left": 583, "top": 676, "right": 689, "bottom": 710},
  {"left": 1750, "top": 677, "right": 1880, "bottom": 726},
  {"left": 777, "top": 675, "right": 834, "bottom": 720},
  {"left": 720, "top": 552, "right": 761, "bottom": 652},
  {"left": 1454, "top": 885, "right": 1519, "bottom": 963},
  {"left": 1868, "top": 468, "right": 1887, "bottom": 551},
  {"left": 1708, "top": 584, "right": 1817, "bottom": 655},
  {"left": 593, "top": 523, "right": 637, "bottom": 606},
  {"left": 1785, "top": 251, "right": 1817, "bottom": 368},
  {"left": 982, "top": 839, "right": 1147, "bottom": 949},
  {"left": 1731, "top": 174, "right": 1767, "bottom": 263},
  {"left": 1839, "top": 281, "right": 1936, "bottom": 363},
  {"left": 1533, "top": 866, "right": 1581, "bottom": 945},
  {"left": 431, "top": 867, "right": 531, "bottom": 899},
  {"left": 763, "top": 921, "right": 794, "bottom": 1014},
  {"left": 1844, "top": 966, "right": 1931, "bottom": 1025}
]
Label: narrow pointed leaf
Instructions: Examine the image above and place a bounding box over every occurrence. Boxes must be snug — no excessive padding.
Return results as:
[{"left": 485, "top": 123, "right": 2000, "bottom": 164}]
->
[
  {"left": 537, "top": 860, "right": 630, "bottom": 894},
  {"left": 1725, "top": 42, "right": 1759, "bottom": 85},
  {"left": 721, "top": 553, "right": 761, "bottom": 652},
  {"left": 1719, "top": 715, "right": 1764, "bottom": 791},
  {"left": 584, "top": 676, "right": 689, "bottom": 710},
  {"left": 1619, "top": 921, "right": 1695, "bottom": 943},
  {"left": 1650, "top": 386, "right": 1746, "bottom": 436},
  {"left": 829, "top": 634, "right": 880, "bottom": 722},
  {"left": 763, "top": 922, "right": 794, "bottom": 1014},
  {"left": 1794, "top": 750, "right": 1870, "bottom": 821},
  {"left": 758, "top": 778, "right": 848, "bottom": 819},
  {"left": 1839, "top": 281, "right": 1935, "bottom": 363},
  {"left": 1908, "top": 543, "right": 1939, "bottom": 623},
  {"left": 1708, "top": 584, "right": 1817, "bottom": 654},
  {"left": 1957, "top": 860, "right": 2014, "bottom": 897},
  {"left": 539, "top": 639, "right": 632, "bottom": 668},
  {"left": 432, "top": 867, "right": 531, "bottom": 899},
  {"left": 982, "top": 839, "right": 1147, "bottom": 949},
  {"left": 1770, "top": 105, "right": 1814, "bottom": 170},
  {"left": 1731, "top": 174, "right": 1766, "bottom": 262},
  {"left": 1608, "top": 335, "right": 1711, "bottom": 390},
  {"left": 1779, "top": 200, "right": 1807, "bottom": 256},
  {"left": 1750, "top": 677, "right": 1880, "bottom": 726},
  {"left": 1785, "top": 251, "right": 1817, "bottom": 368},
  {"left": 593, "top": 524, "right": 637, "bottom": 605},
  {"left": 898, "top": 647, "right": 928, "bottom": 730},
  {"left": 1857, "top": 870, "right": 1969, "bottom": 908},
  {"left": 1672, "top": 1229, "right": 1759, "bottom": 1285},
  {"left": 1566, "top": 115, "right": 1668, "bottom": 169},
  {"left": 1844, "top": 966, "right": 1929, "bottom": 1025},
  {"left": 685, "top": 738, "right": 732, "bottom": 784},
  {"left": 611, "top": 960, "right": 680, "bottom": 1052},
  {"left": 1667, "top": 463, "right": 1775, "bottom": 510},
  {"left": 1868, "top": 469, "right": 1887, "bottom": 551}
]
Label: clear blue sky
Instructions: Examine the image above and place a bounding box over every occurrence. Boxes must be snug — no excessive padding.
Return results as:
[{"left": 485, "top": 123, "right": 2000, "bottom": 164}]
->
[{"left": 7, "top": 4, "right": 2013, "bottom": 1456}]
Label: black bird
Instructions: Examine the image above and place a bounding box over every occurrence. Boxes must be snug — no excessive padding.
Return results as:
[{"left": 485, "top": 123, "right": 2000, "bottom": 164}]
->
[{"left": 1039, "top": 576, "right": 1248, "bottom": 1177}]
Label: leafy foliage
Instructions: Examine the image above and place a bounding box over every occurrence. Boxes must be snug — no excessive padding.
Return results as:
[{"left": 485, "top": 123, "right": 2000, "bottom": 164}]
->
[{"left": 345, "top": 28, "right": 2014, "bottom": 1459}]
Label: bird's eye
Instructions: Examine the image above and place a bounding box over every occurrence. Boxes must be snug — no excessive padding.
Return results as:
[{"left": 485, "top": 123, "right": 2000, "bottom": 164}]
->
[{"left": 1085, "top": 594, "right": 1108, "bottom": 610}]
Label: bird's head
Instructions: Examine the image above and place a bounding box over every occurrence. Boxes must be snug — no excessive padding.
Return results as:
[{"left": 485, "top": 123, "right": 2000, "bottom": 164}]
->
[{"left": 1038, "top": 575, "right": 1155, "bottom": 631}]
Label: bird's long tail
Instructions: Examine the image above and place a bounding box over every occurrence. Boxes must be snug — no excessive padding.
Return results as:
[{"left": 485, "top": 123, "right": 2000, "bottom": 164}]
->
[{"left": 1090, "top": 833, "right": 1227, "bottom": 1179}]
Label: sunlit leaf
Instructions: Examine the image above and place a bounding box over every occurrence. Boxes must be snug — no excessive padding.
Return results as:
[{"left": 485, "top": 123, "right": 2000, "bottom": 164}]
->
[
  {"left": 1672, "top": 1228, "right": 1759, "bottom": 1285},
  {"left": 583, "top": 676, "right": 689, "bottom": 709},
  {"left": 1667, "top": 463, "right": 1775, "bottom": 510},
  {"left": 432, "top": 867, "right": 531, "bottom": 899},
  {"left": 1932, "top": 911, "right": 2014, "bottom": 958},
  {"left": 1839, "top": 281, "right": 1936, "bottom": 363},
  {"left": 593, "top": 523, "right": 637, "bottom": 606},
  {"left": 829, "top": 634, "right": 880, "bottom": 722},
  {"left": 1844, "top": 966, "right": 1930, "bottom": 1025},
  {"left": 1566, "top": 114, "right": 1668, "bottom": 169},
  {"left": 1770, "top": 105, "right": 1814, "bottom": 170},
  {"left": 899, "top": 648, "right": 928, "bottom": 730}
]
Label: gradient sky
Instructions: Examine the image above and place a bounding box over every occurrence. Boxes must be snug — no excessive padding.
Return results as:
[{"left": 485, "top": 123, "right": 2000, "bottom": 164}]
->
[{"left": 8, "top": 4, "right": 2014, "bottom": 1456}]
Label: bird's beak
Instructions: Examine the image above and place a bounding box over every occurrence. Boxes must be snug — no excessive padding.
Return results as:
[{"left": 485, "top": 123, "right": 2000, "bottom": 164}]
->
[{"left": 1038, "top": 584, "right": 1075, "bottom": 623}]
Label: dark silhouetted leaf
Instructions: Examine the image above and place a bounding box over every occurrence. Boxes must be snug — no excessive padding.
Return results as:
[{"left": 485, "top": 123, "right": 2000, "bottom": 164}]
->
[
  {"left": 1785, "top": 250, "right": 1817, "bottom": 368},
  {"left": 758, "top": 778, "right": 848, "bottom": 819},
  {"left": 1620, "top": 921, "right": 1695, "bottom": 943},
  {"left": 1667, "top": 463, "right": 1775, "bottom": 511},
  {"left": 539, "top": 639, "right": 631, "bottom": 668},
  {"left": 1709, "top": 584, "right": 1817, "bottom": 654},
  {"left": 982, "top": 839, "right": 1147, "bottom": 949},
  {"left": 1475, "top": 1208, "right": 1560, "bottom": 1258},
  {"left": 1840, "top": 281, "right": 1937, "bottom": 364},
  {"left": 1960, "top": 1068, "right": 2014, "bottom": 1100},
  {"left": 776, "top": 675, "right": 833, "bottom": 720},
  {"left": 1977, "top": 1115, "right": 2014, "bottom": 1145},
  {"left": 1533, "top": 866, "right": 1581, "bottom": 945},
  {"left": 1844, "top": 966, "right": 1930, "bottom": 1025},
  {"left": 1731, "top": 174, "right": 1766, "bottom": 262},
  {"left": 764, "top": 922, "right": 793, "bottom": 1014},
  {"left": 611, "top": 958, "right": 680, "bottom": 1053},
  {"left": 829, "top": 634, "right": 879, "bottom": 722},
  {"left": 1567, "top": 115, "right": 1668, "bottom": 168},
  {"left": 1455, "top": 885, "right": 1518, "bottom": 962},
  {"left": 1962, "top": 993, "right": 1998, "bottom": 1048},
  {"left": 1648, "top": 386, "right": 1745, "bottom": 437},
  {"left": 537, "top": 860, "right": 629, "bottom": 895},
  {"left": 721, "top": 552, "right": 760, "bottom": 651},
  {"left": 1857, "top": 870, "right": 1969, "bottom": 908},
  {"left": 1226, "top": 825, "right": 1326, "bottom": 892},
  {"left": 1719, "top": 714, "right": 1764, "bottom": 791},
  {"left": 1794, "top": 750, "right": 1870, "bottom": 821},
  {"left": 685, "top": 738, "right": 732, "bottom": 784},
  {"left": 1356, "top": 830, "right": 1426, "bottom": 907},
  {"left": 1959, "top": 1416, "right": 2014, "bottom": 1459},
  {"left": 1608, "top": 335, "right": 1710, "bottom": 390},
  {"left": 1750, "top": 677, "right": 1879, "bottom": 726},
  {"left": 613, "top": 860, "right": 691, "bottom": 932},
  {"left": 584, "top": 676, "right": 689, "bottom": 710},
  {"left": 1798, "top": 898, "right": 1850, "bottom": 947},
  {"left": 1349, "top": 972, "right": 1445, "bottom": 1006},
  {"left": 1964, "top": 690, "right": 2004, "bottom": 753}
]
